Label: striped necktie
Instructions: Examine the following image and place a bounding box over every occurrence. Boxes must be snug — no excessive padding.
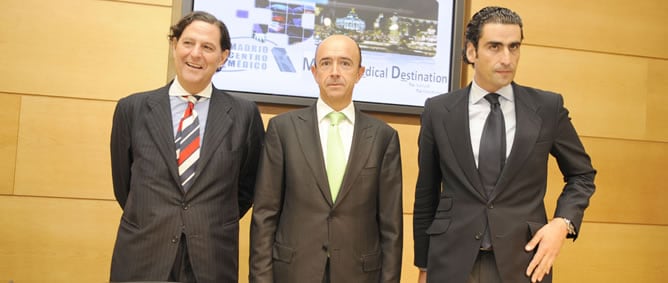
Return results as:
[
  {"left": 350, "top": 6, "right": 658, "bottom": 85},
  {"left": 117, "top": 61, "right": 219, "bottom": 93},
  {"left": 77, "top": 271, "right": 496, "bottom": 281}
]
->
[{"left": 175, "top": 95, "right": 200, "bottom": 191}]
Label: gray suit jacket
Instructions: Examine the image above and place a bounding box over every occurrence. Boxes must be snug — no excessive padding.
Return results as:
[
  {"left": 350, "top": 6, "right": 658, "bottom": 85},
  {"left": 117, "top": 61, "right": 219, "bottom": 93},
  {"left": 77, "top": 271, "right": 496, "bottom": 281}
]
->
[
  {"left": 413, "top": 83, "right": 596, "bottom": 283},
  {"left": 109, "top": 82, "right": 264, "bottom": 283},
  {"left": 250, "top": 104, "right": 403, "bottom": 283}
]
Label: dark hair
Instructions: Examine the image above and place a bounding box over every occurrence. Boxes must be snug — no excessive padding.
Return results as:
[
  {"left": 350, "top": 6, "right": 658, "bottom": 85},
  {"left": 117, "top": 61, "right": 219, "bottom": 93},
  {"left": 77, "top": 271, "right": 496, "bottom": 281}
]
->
[
  {"left": 462, "top": 6, "right": 523, "bottom": 65},
  {"left": 168, "top": 11, "right": 231, "bottom": 52}
]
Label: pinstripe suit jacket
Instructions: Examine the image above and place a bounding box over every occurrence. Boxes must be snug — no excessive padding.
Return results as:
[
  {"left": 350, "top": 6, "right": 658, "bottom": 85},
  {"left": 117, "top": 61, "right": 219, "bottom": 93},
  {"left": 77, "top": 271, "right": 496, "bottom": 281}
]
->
[{"left": 109, "top": 81, "right": 264, "bottom": 283}]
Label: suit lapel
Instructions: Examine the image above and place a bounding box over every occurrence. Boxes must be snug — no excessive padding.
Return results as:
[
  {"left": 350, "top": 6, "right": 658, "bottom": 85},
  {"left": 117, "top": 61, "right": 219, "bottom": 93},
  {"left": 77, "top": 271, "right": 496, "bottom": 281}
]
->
[
  {"left": 292, "top": 105, "right": 334, "bottom": 205},
  {"left": 442, "top": 87, "right": 487, "bottom": 201},
  {"left": 490, "top": 84, "right": 542, "bottom": 200},
  {"left": 145, "top": 85, "right": 181, "bottom": 187},
  {"left": 333, "top": 108, "right": 375, "bottom": 207},
  {"left": 196, "top": 89, "right": 233, "bottom": 184}
]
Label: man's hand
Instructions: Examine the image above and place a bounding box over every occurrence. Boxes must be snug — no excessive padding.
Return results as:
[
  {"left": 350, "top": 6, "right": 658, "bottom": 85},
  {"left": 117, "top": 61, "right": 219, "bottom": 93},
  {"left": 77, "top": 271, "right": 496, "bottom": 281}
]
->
[
  {"left": 524, "top": 218, "right": 569, "bottom": 282},
  {"left": 417, "top": 269, "right": 427, "bottom": 283}
]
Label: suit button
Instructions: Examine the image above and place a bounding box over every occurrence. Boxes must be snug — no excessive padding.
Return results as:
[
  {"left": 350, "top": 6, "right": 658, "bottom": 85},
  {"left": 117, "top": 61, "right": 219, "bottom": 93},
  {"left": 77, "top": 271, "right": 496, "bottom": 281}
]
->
[
  {"left": 488, "top": 204, "right": 494, "bottom": 209},
  {"left": 182, "top": 203, "right": 189, "bottom": 210},
  {"left": 171, "top": 237, "right": 178, "bottom": 243},
  {"left": 475, "top": 232, "right": 482, "bottom": 240}
]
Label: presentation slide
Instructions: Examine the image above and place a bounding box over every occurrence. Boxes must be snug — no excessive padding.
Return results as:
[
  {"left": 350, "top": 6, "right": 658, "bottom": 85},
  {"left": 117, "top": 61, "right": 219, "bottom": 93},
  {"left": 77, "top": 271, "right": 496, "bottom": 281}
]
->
[{"left": 194, "top": 0, "right": 455, "bottom": 107}]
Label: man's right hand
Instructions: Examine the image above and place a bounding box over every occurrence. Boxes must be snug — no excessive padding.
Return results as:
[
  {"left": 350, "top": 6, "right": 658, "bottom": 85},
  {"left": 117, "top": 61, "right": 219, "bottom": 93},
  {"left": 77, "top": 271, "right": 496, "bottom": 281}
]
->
[{"left": 418, "top": 270, "right": 427, "bottom": 283}]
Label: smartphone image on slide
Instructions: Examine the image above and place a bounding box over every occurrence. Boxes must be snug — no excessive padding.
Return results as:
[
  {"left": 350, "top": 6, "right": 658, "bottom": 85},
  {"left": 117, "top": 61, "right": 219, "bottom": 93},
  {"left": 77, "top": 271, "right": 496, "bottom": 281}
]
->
[{"left": 271, "top": 47, "right": 296, "bottom": 72}]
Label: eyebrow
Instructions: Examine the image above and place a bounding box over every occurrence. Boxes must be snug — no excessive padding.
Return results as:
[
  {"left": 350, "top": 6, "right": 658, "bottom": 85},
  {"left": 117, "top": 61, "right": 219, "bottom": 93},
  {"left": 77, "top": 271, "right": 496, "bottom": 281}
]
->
[{"left": 484, "top": 40, "right": 521, "bottom": 46}]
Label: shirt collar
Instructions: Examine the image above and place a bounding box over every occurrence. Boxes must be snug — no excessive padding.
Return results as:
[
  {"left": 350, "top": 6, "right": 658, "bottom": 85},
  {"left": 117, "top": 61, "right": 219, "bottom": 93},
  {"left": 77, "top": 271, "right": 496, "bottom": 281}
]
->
[
  {"left": 168, "top": 77, "right": 213, "bottom": 99},
  {"left": 316, "top": 98, "right": 355, "bottom": 125},
  {"left": 470, "top": 80, "right": 514, "bottom": 105}
]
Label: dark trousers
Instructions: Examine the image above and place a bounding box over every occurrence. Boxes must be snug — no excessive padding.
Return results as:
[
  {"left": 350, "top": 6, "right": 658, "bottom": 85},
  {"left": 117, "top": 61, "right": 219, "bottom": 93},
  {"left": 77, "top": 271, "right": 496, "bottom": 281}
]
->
[
  {"left": 169, "top": 234, "right": 196, "bottom": 283},
  {"left": 467, "top": 250, "right": 502, "bottom": 283}
]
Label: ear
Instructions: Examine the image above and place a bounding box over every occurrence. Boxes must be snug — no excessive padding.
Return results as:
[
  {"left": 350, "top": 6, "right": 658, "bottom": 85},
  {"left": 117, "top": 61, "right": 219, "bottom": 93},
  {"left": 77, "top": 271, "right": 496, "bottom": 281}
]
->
[
  {"left": 220, "top": 49, "right": 230, "bottom": 66},
  {"left": 311, "top": 65, "right": 317, "bottom": 77},
  {"left": 355, "top": 66, "right": 366, "bottom": 82},
  {"left": 465, "top": 42, "right": 477, "bottom": 64}
]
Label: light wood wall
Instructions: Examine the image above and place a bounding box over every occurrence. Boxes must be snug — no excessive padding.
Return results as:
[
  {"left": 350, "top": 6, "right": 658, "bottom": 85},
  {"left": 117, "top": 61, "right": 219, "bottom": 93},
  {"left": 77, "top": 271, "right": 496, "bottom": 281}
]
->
[{"left": 0, "top": 0, "right": 665, "bottom": 282}]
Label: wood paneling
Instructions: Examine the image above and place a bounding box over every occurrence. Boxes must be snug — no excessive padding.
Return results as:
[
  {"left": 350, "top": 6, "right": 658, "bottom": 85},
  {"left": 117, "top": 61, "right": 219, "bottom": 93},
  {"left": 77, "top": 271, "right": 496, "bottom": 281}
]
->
[
  {"left": 647, "top": 60, "right": 668, "bottom": 140},
  {"left": 0, "top": 196, "right": 121, "bottom": 282},
  {"left": 554, "top": 222, "right": 668, "bottom": 282},
  {"left": 14, "top": 96, "right": 116, "bottom": 199},
  {"left": 471, "top": 0, "right": 668, "bottom": 59},
  {"left": 515, "top": 46, "right": 667, "bottom": 142},
  {"left": 546, "top": 137, "right": 668, "bottom": 225},
  {"left": 0, "top": 0, "right": 172, "bottom": 100},
  {"left": 0, "top": 93, "right": 21, "bottom": 195}
]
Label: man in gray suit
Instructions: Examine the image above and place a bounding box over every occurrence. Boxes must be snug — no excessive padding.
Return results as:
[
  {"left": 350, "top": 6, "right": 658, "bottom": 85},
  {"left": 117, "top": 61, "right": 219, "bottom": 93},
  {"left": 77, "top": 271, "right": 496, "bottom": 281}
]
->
[
  {"left": 250, "top": 35, "right": 403, "bottom": 283},
  {"left": 110, "top": 11, "right": 264, "bottom": 283},
  {"left": 413, "top": 6, "right": 596, "bottom": 283}
]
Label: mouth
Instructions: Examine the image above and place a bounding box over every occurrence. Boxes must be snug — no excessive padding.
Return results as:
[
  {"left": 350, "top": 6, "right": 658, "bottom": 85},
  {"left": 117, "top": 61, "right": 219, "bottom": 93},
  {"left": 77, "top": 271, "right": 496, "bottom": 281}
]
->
[{"left": 186, "top": 62, "right": 203, "bottom": 70}]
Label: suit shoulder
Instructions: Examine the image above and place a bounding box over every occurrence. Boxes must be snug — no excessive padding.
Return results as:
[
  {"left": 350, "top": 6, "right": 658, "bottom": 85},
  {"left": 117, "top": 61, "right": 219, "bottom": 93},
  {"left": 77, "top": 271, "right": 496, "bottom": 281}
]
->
[
  {"left": 515, "top": 83, "right": 562, "bottom": 100},
  {"left": 357, "top": 112, "right": 398, "bottom": 141},
  {"left": 268, "top": 107, "right": 311, "bottom": 124},
  {"left": 425, "top": 87, "right": 467, "bottom": 106},
  {"left": 116, "top": 85, "right": 168, "bottom": 108},
  {"left": 214, "top": 89, "right": 260, "bottom": 110}
]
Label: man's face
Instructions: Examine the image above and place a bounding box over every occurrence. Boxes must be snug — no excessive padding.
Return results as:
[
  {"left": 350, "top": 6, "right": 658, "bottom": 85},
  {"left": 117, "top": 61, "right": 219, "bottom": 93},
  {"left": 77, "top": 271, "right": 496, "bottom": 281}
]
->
[
  {"left": 172, "top": 20, "right": 229, "bottom": 94},
  {"left": 466, "top": 23, "right": 522, "bottom": 93},
  {"left": 311, "top": 35, "right": 365, "bottom": 110}
]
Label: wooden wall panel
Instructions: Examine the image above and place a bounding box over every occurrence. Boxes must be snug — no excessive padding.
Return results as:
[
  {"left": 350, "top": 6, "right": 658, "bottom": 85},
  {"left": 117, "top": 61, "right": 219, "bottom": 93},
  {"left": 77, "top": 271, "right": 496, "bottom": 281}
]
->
[
  {"left": 14, "top": 96, "right": 116, "bottom": 199},
  {"left": 0, "top": 196, "right": 121, "bottom": 282},
  {"left": 0, "top": 93, "right": 21, "bottom": 195},
  {"left": 646, "top": 60, "right": 668, "bottom": 140},
  {"left": 0, "top": 0, "right": 172, "bottom": 100},
  {"left": 515, "top": 46, "right": 664, "bottom": 141},
  {"left": 554, "top": 222, "right": 668, "bottom": 282},
  {"left": 545, "top": 137, "right": 668, "bottom": 225},
  {"left": 471, "top": 0, "right": 668, "bottom": 59}
]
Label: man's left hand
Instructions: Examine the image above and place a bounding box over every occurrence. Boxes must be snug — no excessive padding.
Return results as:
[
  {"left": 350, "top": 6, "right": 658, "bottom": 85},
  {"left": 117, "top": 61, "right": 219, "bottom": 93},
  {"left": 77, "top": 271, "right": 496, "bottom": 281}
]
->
[{"left": 524, "top": 218, "right": 569, "bottom": 282}]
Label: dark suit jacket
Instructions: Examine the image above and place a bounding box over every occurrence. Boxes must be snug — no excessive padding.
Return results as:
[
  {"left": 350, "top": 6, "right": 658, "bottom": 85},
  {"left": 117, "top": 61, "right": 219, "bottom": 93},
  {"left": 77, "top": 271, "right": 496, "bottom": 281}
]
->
[
  {"left": 413, "top": 83, "right": 596, "bottom": 283},
  {"left": 109, "top": 82, "right": 264, "bottom": 283},
  {"left": 249, "top": 104, "right": 403, "bottom": 283}
]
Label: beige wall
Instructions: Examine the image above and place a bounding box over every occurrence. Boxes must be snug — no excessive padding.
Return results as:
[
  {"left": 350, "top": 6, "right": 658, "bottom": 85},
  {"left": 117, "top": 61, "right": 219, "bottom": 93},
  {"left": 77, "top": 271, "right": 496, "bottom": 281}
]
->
[{"left": 0, "top": 0, "right": 666, "bottom": 282}]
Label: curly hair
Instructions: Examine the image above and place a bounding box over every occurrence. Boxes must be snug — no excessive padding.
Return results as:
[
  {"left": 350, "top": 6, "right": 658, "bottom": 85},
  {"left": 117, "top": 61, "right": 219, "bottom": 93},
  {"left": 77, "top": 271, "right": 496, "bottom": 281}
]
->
[{"left": 168, "top": 11, "right": 231, "bottom": 52}]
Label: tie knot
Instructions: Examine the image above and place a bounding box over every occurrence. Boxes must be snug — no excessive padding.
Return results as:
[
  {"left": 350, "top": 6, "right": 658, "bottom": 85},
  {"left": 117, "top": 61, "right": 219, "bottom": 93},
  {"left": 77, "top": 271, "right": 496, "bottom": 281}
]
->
[
  {"left": 484, "top": 93, "right": 500, "bottom": 106},
  {"left": 182, "top": 95, "right": 200, "bottom": 104},
  {"left": 328, "top": 112, "right": 346, "bottom": 126}
]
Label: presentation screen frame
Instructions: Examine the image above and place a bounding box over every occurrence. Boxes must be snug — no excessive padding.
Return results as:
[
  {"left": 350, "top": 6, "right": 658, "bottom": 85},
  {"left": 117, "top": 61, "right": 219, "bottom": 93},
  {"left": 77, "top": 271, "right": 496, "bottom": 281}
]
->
[{"left": 179, "top": 0, "right": 465, "bottom": 114}]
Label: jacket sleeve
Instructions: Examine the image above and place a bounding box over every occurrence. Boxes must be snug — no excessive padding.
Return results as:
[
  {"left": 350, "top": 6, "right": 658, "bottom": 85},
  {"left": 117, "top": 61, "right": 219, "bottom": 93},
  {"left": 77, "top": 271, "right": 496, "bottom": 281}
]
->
[
  {"left": 249, "top": 119, "right": 283, "bottom": 283},
  {"left": 238, "top": 102, "right": 265, "bottom": 217},
  {"left": 413, "top": 98, "right": 443, "bottom": 268},
  {"left": 550, "top": 94, "right": 596, "bottom": 239},
  {"left": 379, "top": 130, "right": 404, "bottom": 282},
  {"left": 110, "top": 98, "right": 133, "bottom": 209}
]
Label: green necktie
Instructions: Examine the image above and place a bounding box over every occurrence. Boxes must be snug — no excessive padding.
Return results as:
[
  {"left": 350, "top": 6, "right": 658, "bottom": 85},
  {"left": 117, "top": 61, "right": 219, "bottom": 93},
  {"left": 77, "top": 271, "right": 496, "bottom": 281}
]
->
[{"left": 326, "top": 112, "right": 346, "bottom": 202}]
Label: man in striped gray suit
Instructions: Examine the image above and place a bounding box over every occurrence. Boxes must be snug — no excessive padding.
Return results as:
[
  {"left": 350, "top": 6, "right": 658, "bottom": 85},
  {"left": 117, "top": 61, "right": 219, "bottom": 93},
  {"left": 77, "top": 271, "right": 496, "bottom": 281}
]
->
[{"left": 109, "top": 11, "right": 264, "bottom": 283}]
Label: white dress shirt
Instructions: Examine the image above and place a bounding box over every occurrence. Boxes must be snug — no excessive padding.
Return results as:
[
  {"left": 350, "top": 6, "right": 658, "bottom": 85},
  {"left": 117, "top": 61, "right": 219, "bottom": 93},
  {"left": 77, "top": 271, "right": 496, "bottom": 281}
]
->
[{"left": 468, "top": 80, "right": 516, "bottom": 167}]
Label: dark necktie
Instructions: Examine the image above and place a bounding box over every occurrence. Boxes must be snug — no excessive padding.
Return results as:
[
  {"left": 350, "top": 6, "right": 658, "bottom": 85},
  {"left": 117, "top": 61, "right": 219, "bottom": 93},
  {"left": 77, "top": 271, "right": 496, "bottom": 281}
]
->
[
  {"left": 478, "top": 93, "right": 505, "bottom": 250},
  {"left": 478, "top": 93, "right": 506, "bottom": 196},
  {"left": 175, "top": 95, "right": 200, "bottom": 192}
]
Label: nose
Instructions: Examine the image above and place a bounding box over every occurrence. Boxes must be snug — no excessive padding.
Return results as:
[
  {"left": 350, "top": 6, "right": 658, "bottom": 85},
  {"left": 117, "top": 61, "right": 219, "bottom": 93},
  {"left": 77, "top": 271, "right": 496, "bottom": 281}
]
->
[
  {"left": 190, "top": 45, "right": 203, "bottom": 57},
  {"left": 329, "top": 62, "right": 342, "bottom": 77},
  {"left": 499, "top": 48, "right": 512, "bottom": 65}
]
